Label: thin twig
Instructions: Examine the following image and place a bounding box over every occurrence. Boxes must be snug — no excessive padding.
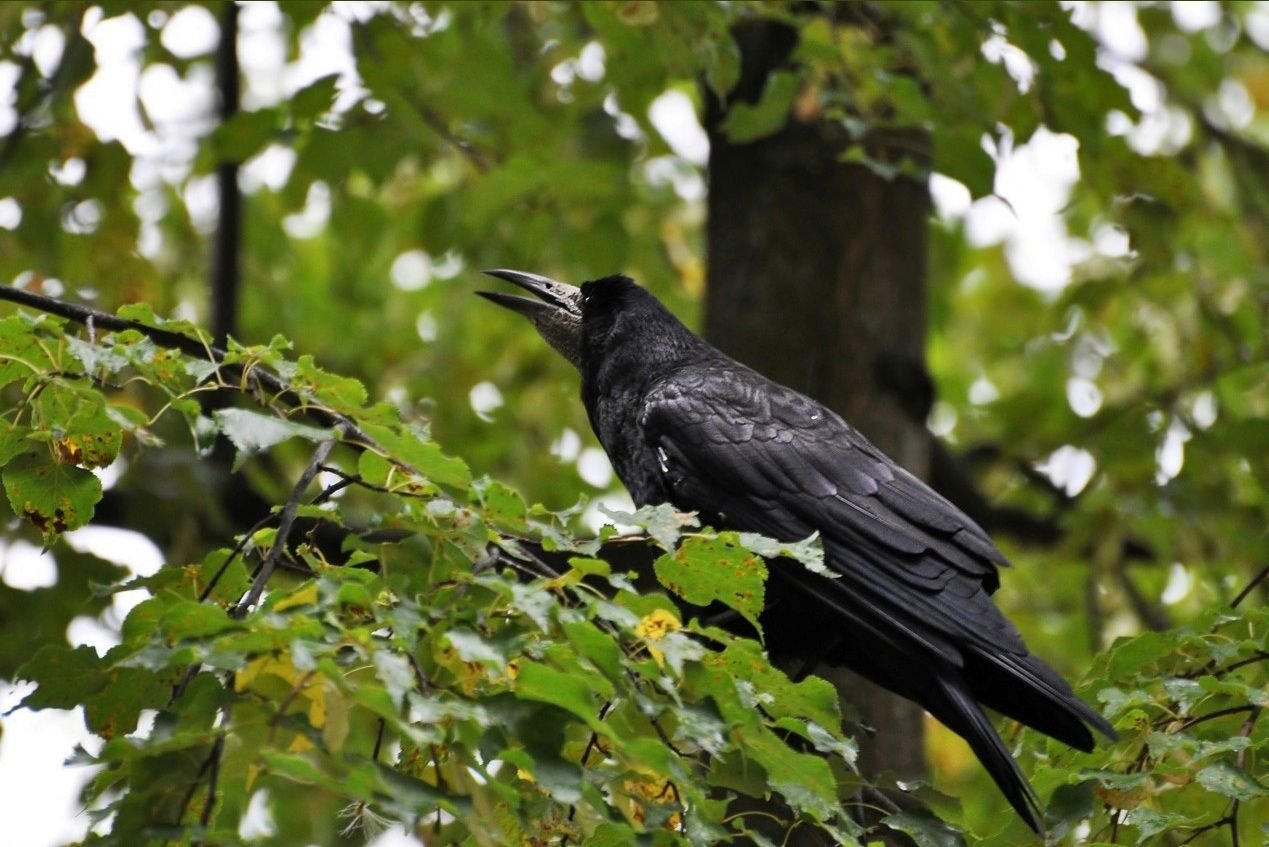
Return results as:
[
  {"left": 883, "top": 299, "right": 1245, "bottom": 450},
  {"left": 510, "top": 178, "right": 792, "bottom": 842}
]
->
[
  {"left": 233, "top": 435, "right": 339, "bottom": 617},
  {"left": 198, "top": 512, "right": 276, "bottom": 603},
  {"left": 199, "top": 733, "right": 226, "bottom": 829},
  {"left": 1230, "top": 564, "right": 1267, "bottom": 609},
  {"left": 1176, "top": 704, "right": 1256, "bottom": 733}
]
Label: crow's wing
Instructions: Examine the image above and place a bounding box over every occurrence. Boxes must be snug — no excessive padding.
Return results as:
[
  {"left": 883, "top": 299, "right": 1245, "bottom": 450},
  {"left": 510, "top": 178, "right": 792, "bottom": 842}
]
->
[
  {"left": 640, "top": 364, "right": 1024, "bottom": 660},
  {"left": 640, "top": 365, "right": 1114, "bottom": 751}
]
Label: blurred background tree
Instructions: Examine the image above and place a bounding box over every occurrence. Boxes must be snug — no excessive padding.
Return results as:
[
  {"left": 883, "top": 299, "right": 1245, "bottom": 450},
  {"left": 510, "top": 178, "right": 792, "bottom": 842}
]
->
[{"left": 0, "top": 1, "right": 1264, "bottom": 845}]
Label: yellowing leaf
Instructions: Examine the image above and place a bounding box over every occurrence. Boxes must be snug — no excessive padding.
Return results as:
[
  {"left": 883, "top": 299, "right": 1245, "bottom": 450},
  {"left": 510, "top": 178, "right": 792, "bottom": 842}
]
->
[
  {"left": 274, "top": 582, "right": 319, "bottom": 613},
  {"left": 634, "top": 608, "right": 681, "bottom": 641}
]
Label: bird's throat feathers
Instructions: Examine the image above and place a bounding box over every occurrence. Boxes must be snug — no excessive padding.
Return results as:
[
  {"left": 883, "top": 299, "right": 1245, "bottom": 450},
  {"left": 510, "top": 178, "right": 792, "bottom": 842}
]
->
[{"left": 579, "top": 276, "right": 707, "bottom": 394}]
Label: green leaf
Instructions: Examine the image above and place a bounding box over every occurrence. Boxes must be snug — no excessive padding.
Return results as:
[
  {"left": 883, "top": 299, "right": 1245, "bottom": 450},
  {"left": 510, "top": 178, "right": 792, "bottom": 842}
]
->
[
  {"left": 0, "top": 315, "right": 55, "bottom": 390},
  {"left": 36, "top": 382, "right": 123, "bottom": 469},
  {"left": 473, "top": 479, "right": 527, "bottom": 528},
  {"left": 739, "top": 724, "right": 839, "bottom": 820},
  {"left": 2, "top": 450, "right": 101, "bottom": 539},
  {"left": 16, "top": 644, "right": 107, "bottom": 708},
  {"left": 1195, "top": 762, "right": 1266, "bottom": 802},
  {"left": 599, "top": 502, "right": 698, "bottom": 550},
  {"left": 0, "top": 424, "right": 31, "bottom": 467},
  {"left": 82, "top": 667, "right": 169, "bottom": 740},
  {"left": 212, "top": 408, "right": 332, "bottom": 470},
  {"left": 290, "top": 74, "right": 340, "bottom": 122},
  {"left": 736, "top": 530, "right": 829, "bottom": 577},
  {"left": 290, "top": 355, "right": 368, "bottom": 413},
  {"left": 212, "top": 108, "right": 278, "bottom": 162},
  {"left": 699, "top": 640, "right": 842, "bottom": 731},
  {"left": 933, "top": 125, "right": 995, "bottom": 199},
  {"left": 654, "top": 533, "right": 766, "bottom": 633},
  {"left": 1123, "top": 808, "right": 1195, "bottom": 842},
  {"left": 881, "top": 811, "right": 966, "bottom": 847},
  {"left": 562, "top": 619, "right": 623, "bottom": 682},
  {"left": 515, "top": 661, "right": 607, "bottom": 731},
  {"left": 719, "top": 69, "right": 800, "bottom": 143},
  {"left": 360, "top": 421, "right": 471, "bottom": 489},
  {"left": 160, "top": 601, "right": 237, "bottom": 640},
  {"left": 445, "top": 628, "right": 508, "bottom": 666}
]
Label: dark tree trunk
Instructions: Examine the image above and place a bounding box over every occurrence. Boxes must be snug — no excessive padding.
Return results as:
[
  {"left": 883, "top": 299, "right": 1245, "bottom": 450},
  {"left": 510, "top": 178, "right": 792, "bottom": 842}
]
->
[{"left": 703, "top": 18, "right": 935, "bottom": 840}]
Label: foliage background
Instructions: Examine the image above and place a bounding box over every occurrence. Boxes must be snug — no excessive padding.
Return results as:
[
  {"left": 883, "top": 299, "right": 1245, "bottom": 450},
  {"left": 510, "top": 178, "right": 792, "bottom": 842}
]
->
[{"left": 0, "top": 2, "right": 1264, "bottom": 845}]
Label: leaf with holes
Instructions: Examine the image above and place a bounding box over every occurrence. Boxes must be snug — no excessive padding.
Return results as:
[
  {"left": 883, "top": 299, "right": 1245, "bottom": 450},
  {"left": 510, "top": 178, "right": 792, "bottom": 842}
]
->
[{"left": 654, "top": 533, "right": 766, "bottom": 634}]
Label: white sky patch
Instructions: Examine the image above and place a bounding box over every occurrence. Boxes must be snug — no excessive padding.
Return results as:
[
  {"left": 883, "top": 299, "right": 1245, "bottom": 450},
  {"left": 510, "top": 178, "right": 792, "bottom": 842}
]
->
[
  {"left": 91, "top": 456, "right": 126, "bottom": 491},
  {"left": 577, "top": 447, "right": 614, "bottom": 488},
  {"left": 50, "top": 156, "right": 86, "bottom": 185},
  {"left": 0, "top": 699, "right": 101, "bottom": 847},
  {"left": 1161, "top": 562, "right": 1193, "bottom": 605},
  {"left": 576, "top": 41, "right": 606, "bottom": 82},
  {"left": 21, "top": 24, "right": 66, "bottom": 79},
  {"left": 929, "top": 173, "right": 972, "bottom": 219},
  {"left": 1155, "top": 416, "right": 1191, "bottom": 484},
  {"left": 0, "top": 60, "right": 21, "bottom": 136},
  {"left": 1091, "top": 1, "right": 1148, "bottom": 61},
  {"left": 1065, "top": 377, "right": 1103, "bottom": 418},
  {"left": 0, "top": 197, "right": 22, "bottom": 229},
  {"left": 182, "top": 173, "right": 219, "bottom": 233},
  {"left": 160, "top": 5, "right": 219, "bottom": 58},
  {"left": 1190, "top": 391, "right": 1217, "bottom": 429},
  {"left": 1248, "top": 5, "right": 1269, "bottom": 49},
  {"left": 1171, "top": 1, "right": 1222, "bottom": 33},
  {"left": 966, "top": 127, "right": 1082, "bottom": 291},
  {"left": 648, "top": 90, "right": 709, "bottom": 166},
  {"left": 391, "top": 250, "right": 431, "bottom": 290},
  {"left": 642, "top": 156, "right": 706, "bottom": 203},
  {"left": 62, "top": 199, "right": 103, "bottom": 235},
  {"left": 603, "top": 93, "right": 644, "bottom": 142},
  {"left": 926, "top": 401, "right": 957, "bottom": 438},
  {"left": 138, "top": 61, "right": 216, "bottom": 139},
  {"left": 0, "top": 539, "right": 57, "bottom": 590},
  {"left": 239, "top": 790, "right": 277, "bottom": 840},
  {"left": 66, "top": 614, "right": 120, "bottom": 655},
  {"left": 366, "top": 825, "right": 424, "bottom": 847},
  {"left": 64, "top": 526, "right": 164, "bottom": 577},
  {"left": 1217, "top": 79, "right": 1255, "bottom": 129},
  {"left": 390, "top": 249, "right": 463, "bottom": 291},
  {"left": 1092, "top": 223, "right": 1131, "bottom": 258},
  {"left": 75, "top": 12, "right": 157, "bottom": 156},
  {"left": 240, "top": 144, "right": 298, "bottom": 193},
  {"left": 550, "top": 427, "right": 582, "bottom": 462},
  {"left": 1162, "top": 563, "right": 1187, "bottom": 601},
  {"left": 282, "top": 180, "right": 331, "bottom": 238},
  {"left": 981, "top": 32, "right": 1036, "bottom": 93},
  {"left": 469, "top": 381, "right": 503, "bottom": 421},
  {"left": 968, "top": 375, "right": 1000, "bottom": 405},
  {"left": 415, "top": 310, "right": 438, "bottom": 342},
  {"left": 1036, "top": 444, "right": 1097, "bottom": 497}
]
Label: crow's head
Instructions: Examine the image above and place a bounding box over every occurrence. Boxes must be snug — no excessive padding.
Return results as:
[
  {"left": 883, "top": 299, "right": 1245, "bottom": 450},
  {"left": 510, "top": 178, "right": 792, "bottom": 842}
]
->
[{"left": 478, "top": 269, "right": 583, "bottom": 368}]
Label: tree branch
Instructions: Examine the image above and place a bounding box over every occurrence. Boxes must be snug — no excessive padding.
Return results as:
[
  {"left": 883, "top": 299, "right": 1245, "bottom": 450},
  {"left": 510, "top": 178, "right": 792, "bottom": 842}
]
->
[{"left": 232, "top": 434, "right": 339, "bottom": 617}]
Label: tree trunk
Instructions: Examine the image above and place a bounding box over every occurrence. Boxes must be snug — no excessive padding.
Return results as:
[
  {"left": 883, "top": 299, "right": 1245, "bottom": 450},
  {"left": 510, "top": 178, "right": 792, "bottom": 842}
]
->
[{"left": 703, "top": 18, "right": 934, "bottom": 839}]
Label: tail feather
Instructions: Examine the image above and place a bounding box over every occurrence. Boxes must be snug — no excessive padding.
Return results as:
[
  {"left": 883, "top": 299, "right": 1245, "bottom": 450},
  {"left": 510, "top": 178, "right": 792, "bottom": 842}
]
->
[
  {"left": 969, "top": 650, "right": 1117, "bottom": 752},
  {"left": 930, "top": 674, "right": 1045, "bottom": 834}
]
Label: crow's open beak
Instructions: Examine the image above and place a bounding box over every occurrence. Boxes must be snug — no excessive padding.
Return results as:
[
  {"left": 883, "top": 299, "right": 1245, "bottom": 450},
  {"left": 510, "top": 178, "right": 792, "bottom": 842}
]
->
[
  {"left": 478, "top": 269, "right": 582, "bottom": 319},
  {"left": 479, "top": 269, "right": 584, "bottom": 368}
]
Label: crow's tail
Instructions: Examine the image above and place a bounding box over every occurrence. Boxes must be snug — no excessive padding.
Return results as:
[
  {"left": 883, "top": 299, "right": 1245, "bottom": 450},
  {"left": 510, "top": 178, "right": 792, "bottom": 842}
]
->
[{"left": 928, "top": 673, "right": 1045, "bottom": 834}]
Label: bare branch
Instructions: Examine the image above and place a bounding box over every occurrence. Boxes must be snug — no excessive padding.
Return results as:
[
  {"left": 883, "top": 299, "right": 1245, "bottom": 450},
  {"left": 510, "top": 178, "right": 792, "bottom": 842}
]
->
[{"left": 233, "top": 434, "right": 340, "bottom": 618}]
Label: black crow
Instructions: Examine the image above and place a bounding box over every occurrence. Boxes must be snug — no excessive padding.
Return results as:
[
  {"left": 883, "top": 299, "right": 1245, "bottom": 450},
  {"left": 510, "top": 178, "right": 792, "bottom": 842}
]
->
[{"left": 479, "top": 269, "right": 1115, "bottom": 832}]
